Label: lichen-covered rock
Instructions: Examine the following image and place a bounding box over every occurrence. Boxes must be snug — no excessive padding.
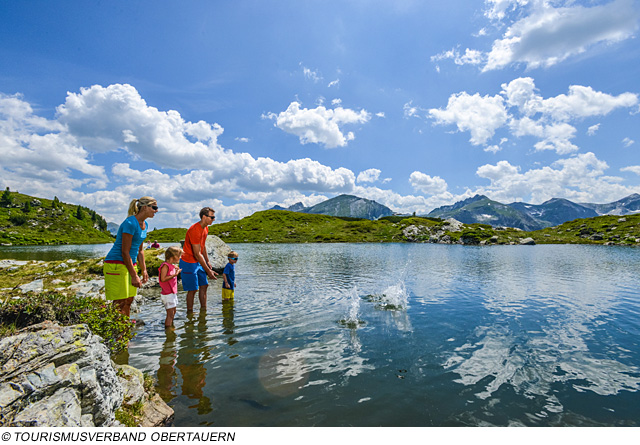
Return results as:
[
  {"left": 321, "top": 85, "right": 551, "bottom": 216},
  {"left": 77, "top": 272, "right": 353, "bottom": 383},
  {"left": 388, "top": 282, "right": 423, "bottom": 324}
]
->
[
  {"left": 0, "top": 321, "right": 122, "bottom": 426},
  {"left": 114, "top": 364, "right": 174, "bottom": 427}
]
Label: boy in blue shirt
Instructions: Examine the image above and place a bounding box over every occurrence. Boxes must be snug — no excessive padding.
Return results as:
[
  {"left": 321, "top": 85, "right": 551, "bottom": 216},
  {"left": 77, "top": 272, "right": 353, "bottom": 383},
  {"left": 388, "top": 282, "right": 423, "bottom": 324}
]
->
[{"left": 222, "top": 251, "right": 238, "bottom": 300}]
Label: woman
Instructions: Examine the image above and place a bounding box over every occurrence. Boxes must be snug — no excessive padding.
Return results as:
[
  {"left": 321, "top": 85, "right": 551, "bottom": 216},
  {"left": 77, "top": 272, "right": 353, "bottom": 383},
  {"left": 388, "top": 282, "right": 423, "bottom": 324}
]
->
[{"left": 104, "top": 196, "right": 158, "bottom": 317}]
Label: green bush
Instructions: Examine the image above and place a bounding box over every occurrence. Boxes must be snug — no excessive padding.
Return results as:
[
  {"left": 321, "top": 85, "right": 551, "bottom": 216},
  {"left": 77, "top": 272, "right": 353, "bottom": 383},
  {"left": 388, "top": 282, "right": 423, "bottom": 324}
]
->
[
  {"left": 79, "top": 304, "right": 135, "bottom": 354},
  {"left": 9, "top": 214, "right": 27, "bottom": 225},
  {"left": 0, "top": 292, "right": 135, "bottom": 354}
]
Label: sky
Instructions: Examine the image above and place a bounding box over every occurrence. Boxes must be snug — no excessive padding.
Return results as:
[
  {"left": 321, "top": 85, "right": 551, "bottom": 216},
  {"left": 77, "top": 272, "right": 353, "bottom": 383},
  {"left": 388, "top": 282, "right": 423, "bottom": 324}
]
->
[{"left": 1, "top": 0, "right": 639, "bottom": 228}]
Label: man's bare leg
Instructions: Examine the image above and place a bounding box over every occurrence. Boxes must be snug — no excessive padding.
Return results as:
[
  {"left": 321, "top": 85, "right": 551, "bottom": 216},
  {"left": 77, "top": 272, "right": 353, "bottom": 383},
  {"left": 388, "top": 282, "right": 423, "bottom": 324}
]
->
[
  {"left": 198, "top": 285, "right": 208, "bottom": 309},
  {"left": 186, "top": 290, "right": 197, "bottom": 312}
]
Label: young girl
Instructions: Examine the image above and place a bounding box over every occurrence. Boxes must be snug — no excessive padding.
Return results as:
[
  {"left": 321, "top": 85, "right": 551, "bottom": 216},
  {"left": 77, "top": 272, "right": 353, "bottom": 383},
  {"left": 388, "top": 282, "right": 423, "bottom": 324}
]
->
[{"left": 159, "top": 246, "right": 182, "bottom": 327}]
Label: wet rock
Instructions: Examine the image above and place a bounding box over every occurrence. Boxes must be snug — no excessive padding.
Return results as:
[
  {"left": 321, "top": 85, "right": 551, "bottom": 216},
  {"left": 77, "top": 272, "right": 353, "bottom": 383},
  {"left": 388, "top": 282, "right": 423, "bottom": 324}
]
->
[{"left": 519, "top": 237, "right": 536, "bottom": 245}]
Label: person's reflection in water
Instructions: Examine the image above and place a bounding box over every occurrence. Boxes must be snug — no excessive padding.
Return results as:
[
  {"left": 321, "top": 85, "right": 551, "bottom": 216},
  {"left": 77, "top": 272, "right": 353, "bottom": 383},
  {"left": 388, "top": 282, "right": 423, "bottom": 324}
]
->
[
  {"left": 156, "top": 326, "right": 178, "bottom": 403},
  {"left": 176, "top": 309, "right": 212, "bottom": 415},
  {"left": 221, "top": 299, "right": 238, "bottom": 347}
]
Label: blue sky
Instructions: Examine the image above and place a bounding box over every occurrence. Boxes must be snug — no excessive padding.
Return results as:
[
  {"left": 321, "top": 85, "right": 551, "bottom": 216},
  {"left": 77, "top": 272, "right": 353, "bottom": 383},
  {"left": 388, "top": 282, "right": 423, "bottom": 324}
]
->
[{"left": 1, "top": 0, "right": 639, "bottom": 228}]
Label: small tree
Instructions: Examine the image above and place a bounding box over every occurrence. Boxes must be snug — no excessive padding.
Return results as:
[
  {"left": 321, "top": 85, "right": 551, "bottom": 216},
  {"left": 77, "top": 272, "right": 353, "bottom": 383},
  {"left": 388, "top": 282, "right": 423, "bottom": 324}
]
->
[
  {"left": 52, "top": 196, "right": 60, "bottom": 209},
  {"left": 75, "top": 205, "right": 84, "bottom": 220},
  {"left": 1, "top": 187, "right": 12, "bottom": 207},
  {"left": 22, "top": 201, "right": 31, "bottom": 213}
]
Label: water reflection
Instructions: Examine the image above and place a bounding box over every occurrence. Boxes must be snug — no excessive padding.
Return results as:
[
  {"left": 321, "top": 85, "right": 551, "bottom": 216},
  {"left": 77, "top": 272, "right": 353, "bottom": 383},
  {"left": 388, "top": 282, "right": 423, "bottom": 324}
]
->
[
  {"left": 443, "top": 246, "right": 640, "bottom": 420},
  {"left": 177, "top": 310, "right": 212, "bottom": 415},
  {"left": 156, "top": 327, "right": 178, "bottom": 403},
  {"left": 221, "top": 300, "right": 238, "bottom": 347}
]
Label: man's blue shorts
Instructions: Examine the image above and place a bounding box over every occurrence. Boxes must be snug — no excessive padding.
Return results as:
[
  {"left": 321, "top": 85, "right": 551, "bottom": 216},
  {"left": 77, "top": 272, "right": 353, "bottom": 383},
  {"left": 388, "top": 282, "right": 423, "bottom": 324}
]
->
[{"left": 179, "top": 259, "right": 208, "bottom": 291}]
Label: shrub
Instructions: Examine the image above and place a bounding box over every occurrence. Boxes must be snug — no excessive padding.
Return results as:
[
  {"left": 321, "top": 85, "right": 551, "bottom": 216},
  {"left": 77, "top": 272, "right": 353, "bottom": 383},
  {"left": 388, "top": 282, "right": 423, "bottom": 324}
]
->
[
  {"left": 0, "top": 292, "right": 135, "bottom": 354},
  {"left": 9, "top": 214, "right": 27, "bottom": 225},
  {"left": 79, "top": 304, "right": 135, "bottom": 354}
]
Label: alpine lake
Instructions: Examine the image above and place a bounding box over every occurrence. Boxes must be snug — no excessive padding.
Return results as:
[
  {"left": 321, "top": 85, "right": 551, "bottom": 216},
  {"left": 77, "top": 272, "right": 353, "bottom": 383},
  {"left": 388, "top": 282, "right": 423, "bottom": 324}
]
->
[{"left": 2, "top": 242, "right": 639, "bottom": 426}]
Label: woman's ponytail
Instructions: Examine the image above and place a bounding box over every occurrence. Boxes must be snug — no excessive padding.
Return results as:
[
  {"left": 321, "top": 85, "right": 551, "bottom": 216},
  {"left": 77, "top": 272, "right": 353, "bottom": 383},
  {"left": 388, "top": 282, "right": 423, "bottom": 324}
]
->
[
  {"left": 127, "top": 199, "right": 140, "bottom": 217},
  {"left": 127, "top": 196, "right": 157, "bottom": 217}
]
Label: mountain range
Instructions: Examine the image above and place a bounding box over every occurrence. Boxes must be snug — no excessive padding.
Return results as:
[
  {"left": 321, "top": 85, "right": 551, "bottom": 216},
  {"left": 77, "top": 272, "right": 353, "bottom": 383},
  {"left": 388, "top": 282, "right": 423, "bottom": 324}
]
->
[
  {"left": 273, "top": 193, "right": 640, "bottom": 231},
  {"left": 272, "top": 194, "right": 394, "bottom": 220},
  {"left": 426, "top": 193, "right": 640, "bottom": 231}
]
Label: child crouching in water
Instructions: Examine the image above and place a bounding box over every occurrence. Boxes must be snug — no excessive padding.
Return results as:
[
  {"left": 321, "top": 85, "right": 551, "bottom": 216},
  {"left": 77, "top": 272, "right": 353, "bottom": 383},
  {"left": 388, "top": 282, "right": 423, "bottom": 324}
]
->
[
  {"left": 160, "top": 246, "right": 182, "bottom": 327},
  {"left": 222, "top": 251, "right": 238, "bottom": 300}
]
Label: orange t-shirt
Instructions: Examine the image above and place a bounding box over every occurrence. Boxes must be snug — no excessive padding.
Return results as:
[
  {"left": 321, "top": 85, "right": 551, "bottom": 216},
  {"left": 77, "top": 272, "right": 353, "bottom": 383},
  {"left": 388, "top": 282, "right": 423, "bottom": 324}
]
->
[{"left": 181, "top": 222, "right": 208, "bottom": 263}]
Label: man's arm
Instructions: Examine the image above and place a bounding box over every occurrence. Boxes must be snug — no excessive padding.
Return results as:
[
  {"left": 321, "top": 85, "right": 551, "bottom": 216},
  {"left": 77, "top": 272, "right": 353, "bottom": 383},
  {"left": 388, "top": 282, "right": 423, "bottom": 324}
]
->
[{"left": 192, "top": 244, "right": 217, "bottom": 279}]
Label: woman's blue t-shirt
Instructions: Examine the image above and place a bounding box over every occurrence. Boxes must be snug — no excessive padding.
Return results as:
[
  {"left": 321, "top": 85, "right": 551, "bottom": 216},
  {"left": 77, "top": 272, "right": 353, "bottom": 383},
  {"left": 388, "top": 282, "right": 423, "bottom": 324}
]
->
[{"left": 105, "top": 215, "right": 148, "bottom": 263}]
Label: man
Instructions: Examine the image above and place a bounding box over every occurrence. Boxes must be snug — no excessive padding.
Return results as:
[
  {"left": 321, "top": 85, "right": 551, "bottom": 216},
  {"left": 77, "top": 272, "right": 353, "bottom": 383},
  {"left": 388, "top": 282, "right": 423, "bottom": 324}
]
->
[{"left": 179, "top": 207, "right": 218, "bottom": 311}]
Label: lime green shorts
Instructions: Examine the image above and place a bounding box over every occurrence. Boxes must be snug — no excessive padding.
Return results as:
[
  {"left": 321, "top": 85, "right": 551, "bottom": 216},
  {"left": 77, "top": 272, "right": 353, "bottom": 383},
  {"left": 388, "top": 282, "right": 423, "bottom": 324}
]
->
[
  {"left": 222, "top": 288, "right": 235, "bottom": 300},
  {"left": 104, "top": 262, "right": 138, "bottom": 301}
]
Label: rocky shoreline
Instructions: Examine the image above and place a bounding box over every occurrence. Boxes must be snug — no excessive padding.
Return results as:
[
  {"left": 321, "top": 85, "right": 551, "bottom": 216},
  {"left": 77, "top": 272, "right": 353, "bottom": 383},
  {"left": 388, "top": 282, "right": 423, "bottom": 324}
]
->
[
  {"left": 0, "top": 321, "right": 172, "bottom": 427},
  {"left": 0, "top": 236, "right": 232, "bottom": 427}
]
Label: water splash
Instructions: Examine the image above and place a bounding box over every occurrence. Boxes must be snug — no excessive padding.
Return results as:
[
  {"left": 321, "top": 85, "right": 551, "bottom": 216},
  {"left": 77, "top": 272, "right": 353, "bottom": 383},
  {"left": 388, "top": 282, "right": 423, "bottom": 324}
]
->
[
  {"left": 338, "top": 286, "right": 366, "bottom": 329},
  {"left": 364, "top": 282, "right": 409, "bottom": 311}
]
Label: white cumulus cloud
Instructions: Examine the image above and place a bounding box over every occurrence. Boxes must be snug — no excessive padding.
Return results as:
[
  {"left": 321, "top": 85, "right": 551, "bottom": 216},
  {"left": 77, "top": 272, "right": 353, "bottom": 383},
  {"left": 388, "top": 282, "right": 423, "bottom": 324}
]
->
[
  {"left": 587, "top": 124, "right": 600, "bottom": 136},
  {"left": 429, "top": 92, "right": 509, "bottom": 145},
  {"left": 484, "top": 0, "right": 640, "bottom": 71},
  {"left": 264, "top": 101, "right": 371, "bottom": 148},
  {"left": 429, "top": 77, "right": 638, "bottom": 154},
  {"left": 621, "top": 166, "right": 640, "bottom": 175},
  {"left": 475, "top": 152, "right": 638, "bottom": 204},
  {"left": 357, "top": 168, "right": 382, "bottom": 183},
  {"left": 409, "top": 171, "right": 449, "bottom": 195}
]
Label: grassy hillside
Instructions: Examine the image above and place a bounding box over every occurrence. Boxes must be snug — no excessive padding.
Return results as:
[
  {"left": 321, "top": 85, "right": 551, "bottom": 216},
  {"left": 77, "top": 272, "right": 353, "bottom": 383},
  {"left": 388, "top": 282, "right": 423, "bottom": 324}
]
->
[
  {"left": 146, "top": 227, "right": 188, "bottom": 243},
  {"left": 143, "top": 210, "right": 640, "bottom": 246},
  {"left": 0, "top": 189, "right": 114, "bottom": 246},
  {"left": 529, "top": 214, "right": 640, "bottom": 245}
]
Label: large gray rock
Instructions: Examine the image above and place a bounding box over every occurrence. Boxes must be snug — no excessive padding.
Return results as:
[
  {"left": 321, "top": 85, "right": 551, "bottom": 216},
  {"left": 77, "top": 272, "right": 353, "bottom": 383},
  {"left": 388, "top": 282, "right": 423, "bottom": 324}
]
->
[
  {"left": 0, "top": 322, "right": 173, "bottom": 427},
  {"left": 68, "top": 279, "right": 105, "bottom": 299},
  {"left": 18, "top": 279, "right": 44, "bottom": 294},
  {"left": 0, "top": 321, "right": 123, "bottom": 426},
  {"left": 0, "top": 260, "right": 28, "bottom": 269},
  {"left": 205, "top": 235, "right": 232, "bottom": 273}
]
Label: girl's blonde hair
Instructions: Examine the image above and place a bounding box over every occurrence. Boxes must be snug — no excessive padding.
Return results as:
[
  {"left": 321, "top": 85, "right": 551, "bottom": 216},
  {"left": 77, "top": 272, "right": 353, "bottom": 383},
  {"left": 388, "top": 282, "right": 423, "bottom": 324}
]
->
[
  {"left": 127, "top": 196, "right": 157, "bottom": 217},
  {"left": 165, "top": 246, "right": 182, "bottom": 261}
]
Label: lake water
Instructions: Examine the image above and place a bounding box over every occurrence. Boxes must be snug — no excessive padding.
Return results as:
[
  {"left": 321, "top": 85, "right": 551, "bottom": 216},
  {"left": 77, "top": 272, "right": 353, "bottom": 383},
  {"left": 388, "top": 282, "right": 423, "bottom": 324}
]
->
[
  {"left": 112, "top": 243, "right": 640, "bottom": 427},
  {"left": 0, "top": 243, "right": 177, "bottom": 261}
]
